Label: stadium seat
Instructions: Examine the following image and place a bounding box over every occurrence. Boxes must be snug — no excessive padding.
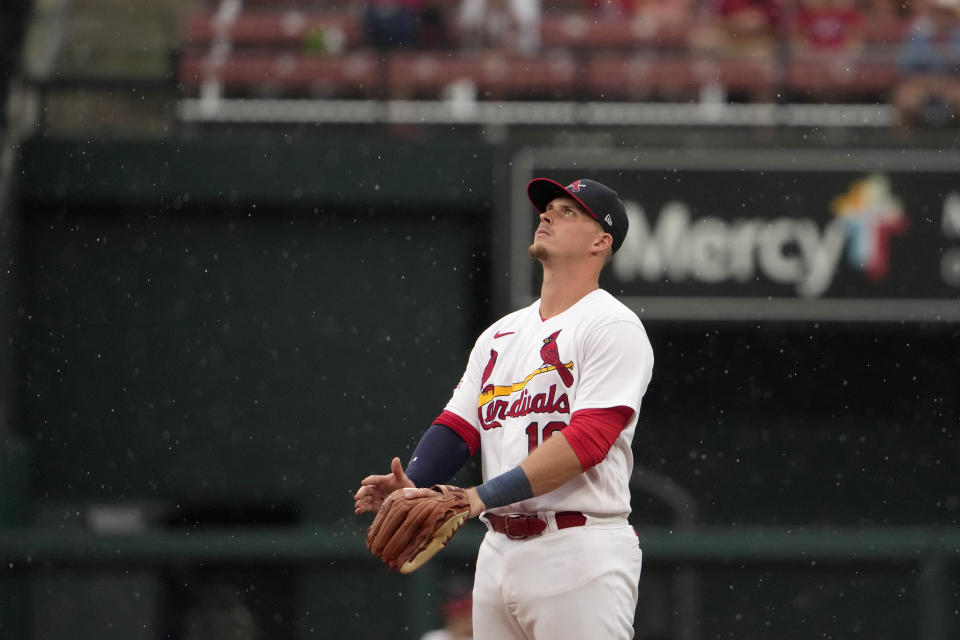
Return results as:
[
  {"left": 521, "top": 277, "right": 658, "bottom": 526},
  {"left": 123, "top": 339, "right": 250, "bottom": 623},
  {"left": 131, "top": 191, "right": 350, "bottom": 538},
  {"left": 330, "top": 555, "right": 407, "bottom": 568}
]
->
[
  {"left": 784, "top": 52, "right": 901, "bottom": 101},
  {"left": 178, "top": 51, "right": 380, "bottom": 98},
  {"left": 585, "top": 53, "right": 776, "bottom": 101},
  {"left": 585, "top": 54, "right": 696, "bottom": 99},
  {"left": 863, "top": 14, "right": 911, "bottom": 46},
  {"left": 386, "top": 52, "right": 577, "bottom": 99},
  {"left": 541, "top": 13, "right": 690, "bottom": 50},
  {"left": 204, "top": 0, "right": 354, "bottom": 8},
  {"left": 700, "top": 56, "right": 777, "bottom": 95},
  {"left": 183, "top": 10, "right": 363, "bottom": 51}
]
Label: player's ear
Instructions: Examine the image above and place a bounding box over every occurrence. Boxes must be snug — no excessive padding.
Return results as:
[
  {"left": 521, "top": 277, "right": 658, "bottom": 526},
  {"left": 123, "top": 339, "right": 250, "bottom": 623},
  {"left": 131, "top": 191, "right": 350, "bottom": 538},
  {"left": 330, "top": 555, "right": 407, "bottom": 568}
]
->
[{"left": 592, "top": 232, "right": 613, "bottom": 255}]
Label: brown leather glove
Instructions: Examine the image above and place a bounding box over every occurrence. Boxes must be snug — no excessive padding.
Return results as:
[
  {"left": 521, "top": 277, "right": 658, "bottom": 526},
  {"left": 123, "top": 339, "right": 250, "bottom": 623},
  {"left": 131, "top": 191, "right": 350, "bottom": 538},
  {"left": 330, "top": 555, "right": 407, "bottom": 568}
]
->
[{"left": 366, "top": 484, "right": 471, "bottom": 574}]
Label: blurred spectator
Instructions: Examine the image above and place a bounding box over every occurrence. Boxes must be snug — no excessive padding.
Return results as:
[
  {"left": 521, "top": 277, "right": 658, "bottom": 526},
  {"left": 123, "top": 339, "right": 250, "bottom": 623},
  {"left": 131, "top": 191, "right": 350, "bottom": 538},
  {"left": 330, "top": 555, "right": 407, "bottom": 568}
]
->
[
  {"left": 892, "top": 0, "right": 960, "bottom": 128},
  {"left": 688, "top": 0, "right": 784, "bottom": 102},
  {"left": 419, "top": 2, "right": 453, "bottom": 49},
  {"left": 689, "top": 0, "right": 785, "bottom": 57},
  {"left": 790, "top": 0, "right": 865, "bottom": 52},
  {"left": 457, "top": 0, "right": 542, "bottom": 56},
  {"left": 364, "top": 0, "right": 423, "bottom": 50},
  {"left": 639, "top": 0, "right": 695, "bottom": 30},
  {"left": 862, "top": 0, "right": 912, "bottom": 20},
  {"left": 585, "top": 0, "right": 692, "bottom": 30},
  {"left": 583, "top": 0, "right": 637, "bottom": 20},
  {"left": 420, "top": 586, "right": 473, "bottom": 640}
]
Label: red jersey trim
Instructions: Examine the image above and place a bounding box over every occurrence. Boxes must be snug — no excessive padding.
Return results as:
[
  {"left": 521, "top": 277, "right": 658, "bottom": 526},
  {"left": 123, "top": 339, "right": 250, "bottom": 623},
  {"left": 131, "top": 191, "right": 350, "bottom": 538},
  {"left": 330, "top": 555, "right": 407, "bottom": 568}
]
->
[
  {"left": 433, "top": 410, "right": 480, "bottom": 456},
  {"left": 563, "top": 406, "right": 634, "bottom": 471}
]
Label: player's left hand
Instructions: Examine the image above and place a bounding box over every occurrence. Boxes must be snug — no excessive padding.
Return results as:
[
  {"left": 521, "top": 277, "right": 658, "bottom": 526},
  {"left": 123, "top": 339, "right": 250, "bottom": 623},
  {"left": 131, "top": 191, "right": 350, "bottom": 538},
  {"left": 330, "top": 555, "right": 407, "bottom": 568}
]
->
[
  {"left": 354, "top": 456, "right": 415, "bottom": 515},
  {"left": 366, "top": 484, "right": 471, "bottom": 573}
]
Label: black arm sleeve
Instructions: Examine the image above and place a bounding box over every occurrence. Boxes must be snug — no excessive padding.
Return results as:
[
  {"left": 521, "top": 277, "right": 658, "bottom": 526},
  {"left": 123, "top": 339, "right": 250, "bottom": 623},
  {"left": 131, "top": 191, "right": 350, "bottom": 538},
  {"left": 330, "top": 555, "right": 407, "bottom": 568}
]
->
[{"left": 404, "top": 423, "right": 472, "bottom": 488}]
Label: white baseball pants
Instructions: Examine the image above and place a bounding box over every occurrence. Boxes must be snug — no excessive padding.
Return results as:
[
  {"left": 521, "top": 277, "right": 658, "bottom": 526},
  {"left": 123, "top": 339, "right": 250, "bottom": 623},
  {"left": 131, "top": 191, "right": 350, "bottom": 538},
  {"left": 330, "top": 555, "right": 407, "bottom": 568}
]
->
[{"left": 471, "top": 522, "right": 642, "bottom": 640}]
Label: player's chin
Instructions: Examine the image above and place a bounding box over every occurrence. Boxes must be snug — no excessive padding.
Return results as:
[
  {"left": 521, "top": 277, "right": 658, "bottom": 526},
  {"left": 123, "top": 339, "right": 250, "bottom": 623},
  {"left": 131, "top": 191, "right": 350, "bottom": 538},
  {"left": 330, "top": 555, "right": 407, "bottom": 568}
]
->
[{"left": 528, "top": 241, "right": 549, "bottom": 261}]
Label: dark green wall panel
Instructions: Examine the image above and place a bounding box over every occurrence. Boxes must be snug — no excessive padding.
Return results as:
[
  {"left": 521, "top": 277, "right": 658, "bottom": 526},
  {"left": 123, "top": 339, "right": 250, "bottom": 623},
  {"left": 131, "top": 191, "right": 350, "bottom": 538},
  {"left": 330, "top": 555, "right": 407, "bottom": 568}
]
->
[
  {"left": 16, "top": 204, "right": 485, "bottom": 520},
  {"left": 18, "top": 137, "right": 494, "bottom": 207}
]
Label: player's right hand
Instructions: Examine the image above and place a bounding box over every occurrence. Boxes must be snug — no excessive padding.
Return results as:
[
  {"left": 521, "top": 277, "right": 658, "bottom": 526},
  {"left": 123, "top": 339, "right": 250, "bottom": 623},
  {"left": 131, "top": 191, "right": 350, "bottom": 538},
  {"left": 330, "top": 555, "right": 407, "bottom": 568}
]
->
[{"left": 353, "top": 457, "right": 415, "bottom": 515}]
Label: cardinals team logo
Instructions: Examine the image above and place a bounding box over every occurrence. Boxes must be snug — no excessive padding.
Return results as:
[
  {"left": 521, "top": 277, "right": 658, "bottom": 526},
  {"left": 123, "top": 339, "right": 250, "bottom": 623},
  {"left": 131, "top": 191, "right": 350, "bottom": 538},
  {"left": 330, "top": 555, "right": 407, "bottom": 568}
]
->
[
  {"left": 540, "top": 330, "right": 573, "bottom": 387},
  {"left": 477, "top": 330, "right": 574, "bottom": 430}
]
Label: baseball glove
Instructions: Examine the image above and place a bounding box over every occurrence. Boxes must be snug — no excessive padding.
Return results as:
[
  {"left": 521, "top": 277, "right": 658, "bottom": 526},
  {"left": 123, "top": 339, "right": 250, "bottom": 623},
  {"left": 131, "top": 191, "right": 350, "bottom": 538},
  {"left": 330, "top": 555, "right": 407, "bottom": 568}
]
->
[{"left": 366, "top": 484, "right": 471, "bottom": 574}]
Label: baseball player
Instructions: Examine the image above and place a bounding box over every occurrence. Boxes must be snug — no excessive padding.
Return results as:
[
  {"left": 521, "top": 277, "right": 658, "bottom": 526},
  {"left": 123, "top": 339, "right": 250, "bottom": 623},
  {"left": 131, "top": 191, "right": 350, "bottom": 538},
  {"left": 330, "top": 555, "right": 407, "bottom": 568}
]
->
[{"left": 355, "top": 177, "right": 654, "bottom": 639}]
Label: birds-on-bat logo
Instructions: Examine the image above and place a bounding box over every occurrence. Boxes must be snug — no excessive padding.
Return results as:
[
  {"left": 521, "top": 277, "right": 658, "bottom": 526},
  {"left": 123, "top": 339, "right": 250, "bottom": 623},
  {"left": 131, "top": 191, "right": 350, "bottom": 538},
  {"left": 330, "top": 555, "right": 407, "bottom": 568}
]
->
[{"left": 475, "top": 330, "right": 575, "bottom": 430}]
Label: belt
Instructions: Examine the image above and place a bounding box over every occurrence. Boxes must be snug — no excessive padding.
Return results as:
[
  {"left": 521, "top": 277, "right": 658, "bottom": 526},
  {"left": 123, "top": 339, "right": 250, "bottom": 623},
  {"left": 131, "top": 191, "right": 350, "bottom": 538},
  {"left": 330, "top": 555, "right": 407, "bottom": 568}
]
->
[{"left": 486, "top": 511, "right": 587, "bottom": 540}]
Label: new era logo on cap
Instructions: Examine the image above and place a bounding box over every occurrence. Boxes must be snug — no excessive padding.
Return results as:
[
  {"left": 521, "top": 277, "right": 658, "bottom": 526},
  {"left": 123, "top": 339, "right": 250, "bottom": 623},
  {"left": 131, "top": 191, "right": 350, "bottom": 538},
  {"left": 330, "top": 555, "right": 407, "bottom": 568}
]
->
[{"left": 526, "top": 177, "right": 630, "bottom": 253}]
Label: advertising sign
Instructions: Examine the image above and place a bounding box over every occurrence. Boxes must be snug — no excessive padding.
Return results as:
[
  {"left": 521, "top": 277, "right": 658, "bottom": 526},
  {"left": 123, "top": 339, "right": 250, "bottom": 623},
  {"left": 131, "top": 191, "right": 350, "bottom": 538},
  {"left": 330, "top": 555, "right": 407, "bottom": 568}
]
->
[{"left": 508, "top": 148, "right": 960, "bottom": 321}]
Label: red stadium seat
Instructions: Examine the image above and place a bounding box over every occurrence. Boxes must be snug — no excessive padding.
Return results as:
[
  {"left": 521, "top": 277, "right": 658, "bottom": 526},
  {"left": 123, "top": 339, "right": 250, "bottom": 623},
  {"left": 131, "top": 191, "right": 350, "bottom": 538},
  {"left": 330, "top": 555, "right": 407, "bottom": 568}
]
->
[
  {"left": 183, "top": 10, "right": 364, "bottom": 50},
  {"left": 178, "top": 51, "right": 380, "bottom": 97},
  {"left": 863, "top": 15, "right": 911, "bottom": 46},
  {"left": 540, "top": 13, "right": 690, "bottom": 50},
  {"left": 585, "top": 53, "right": 775, "bottom": 100},
  {"left": 702, "top": 55, "right": 778, "bottom": 95},
  {"left": 202, "top": 0, "right": 354, "bottom": 9},
  {"left": 585, "top": 54, "right": 696, "bottom": 99},
  {"left": 386, "top": 52, "right": 576, "bottom": 99},
  {"left": 784, "top": 52, "right": 901, "bottom": 100}
]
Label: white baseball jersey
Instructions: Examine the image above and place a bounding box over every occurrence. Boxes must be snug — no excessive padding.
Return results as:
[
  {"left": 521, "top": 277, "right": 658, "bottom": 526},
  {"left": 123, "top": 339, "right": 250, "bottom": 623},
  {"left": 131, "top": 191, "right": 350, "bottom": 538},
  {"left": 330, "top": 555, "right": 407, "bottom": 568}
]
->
[{"left": 443, "top": 288, "right": 654, "bottom": 517}]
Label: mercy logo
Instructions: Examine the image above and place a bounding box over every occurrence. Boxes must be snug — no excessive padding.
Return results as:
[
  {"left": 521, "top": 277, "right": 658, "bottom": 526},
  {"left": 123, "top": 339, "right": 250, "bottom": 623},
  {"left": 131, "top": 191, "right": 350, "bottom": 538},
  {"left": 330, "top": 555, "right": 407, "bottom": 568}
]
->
[
  {"left": 830, "top": 174, "right": 908, "bottom": 281},
  {"left": 612, "top": 173, "right": 910, "bottom": 298}
]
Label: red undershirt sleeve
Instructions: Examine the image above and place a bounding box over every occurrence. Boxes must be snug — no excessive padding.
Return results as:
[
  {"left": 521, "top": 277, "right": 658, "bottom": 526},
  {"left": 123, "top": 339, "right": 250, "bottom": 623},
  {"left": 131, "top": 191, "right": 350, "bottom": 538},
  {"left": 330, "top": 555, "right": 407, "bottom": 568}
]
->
[
  {"left": 562, "top": 406, "right": 634, "bottom": 471},
  {"left": 433, "top": 409, "right": 481, "bottom": 456}
]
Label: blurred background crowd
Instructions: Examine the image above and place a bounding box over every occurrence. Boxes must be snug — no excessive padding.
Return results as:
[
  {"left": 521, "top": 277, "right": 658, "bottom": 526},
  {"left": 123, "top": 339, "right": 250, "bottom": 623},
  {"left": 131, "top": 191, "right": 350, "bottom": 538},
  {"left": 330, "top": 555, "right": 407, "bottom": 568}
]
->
[
  {"left": 181, "top": 0, "right": 959, "bottom": 124},
  {"left": 182, "top": 0, "right": 960, "bottom": 128},
  {"left": 2, "top": 0, "right": 960, "bottom": 134}
]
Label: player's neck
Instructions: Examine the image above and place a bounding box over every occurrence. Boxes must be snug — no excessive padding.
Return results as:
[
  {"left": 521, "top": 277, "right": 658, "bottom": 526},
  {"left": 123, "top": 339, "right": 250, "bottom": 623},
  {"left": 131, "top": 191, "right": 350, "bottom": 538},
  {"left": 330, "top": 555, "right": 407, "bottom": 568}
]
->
[{"left": 538, "top": 265, "right": 600, "bottom": 320}]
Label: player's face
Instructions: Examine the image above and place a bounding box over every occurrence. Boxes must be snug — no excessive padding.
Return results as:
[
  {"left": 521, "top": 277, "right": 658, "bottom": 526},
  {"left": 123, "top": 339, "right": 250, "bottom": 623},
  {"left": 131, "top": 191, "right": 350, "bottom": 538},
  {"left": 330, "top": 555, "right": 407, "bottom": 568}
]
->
[{"left": 529, "top": 196, "right": 607, "bottom": 262}]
